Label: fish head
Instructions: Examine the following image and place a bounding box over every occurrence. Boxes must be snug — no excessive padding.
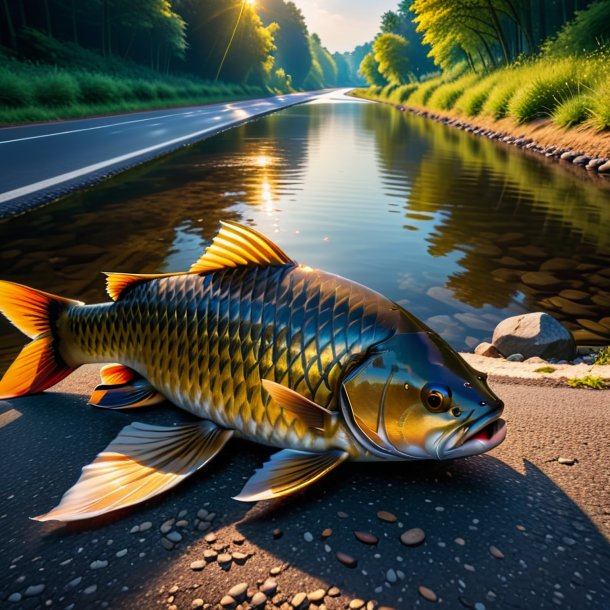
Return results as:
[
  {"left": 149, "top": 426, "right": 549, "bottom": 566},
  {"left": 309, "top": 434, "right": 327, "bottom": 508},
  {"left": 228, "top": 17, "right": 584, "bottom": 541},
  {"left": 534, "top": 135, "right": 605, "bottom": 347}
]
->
[{"left": 340, "top": 331, "right": 506, "bottom": 460}]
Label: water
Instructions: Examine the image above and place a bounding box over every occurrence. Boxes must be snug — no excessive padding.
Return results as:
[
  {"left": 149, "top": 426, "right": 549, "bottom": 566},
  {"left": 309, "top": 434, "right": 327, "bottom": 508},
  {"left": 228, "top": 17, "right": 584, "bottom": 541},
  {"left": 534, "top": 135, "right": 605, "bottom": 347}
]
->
[{"left": 2, "top": 93, "right": 610, "bottom": 371}]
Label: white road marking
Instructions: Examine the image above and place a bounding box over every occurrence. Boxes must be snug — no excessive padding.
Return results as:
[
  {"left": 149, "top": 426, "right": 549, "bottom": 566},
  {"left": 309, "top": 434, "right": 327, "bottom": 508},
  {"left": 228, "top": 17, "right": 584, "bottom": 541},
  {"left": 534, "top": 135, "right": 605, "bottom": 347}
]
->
[{"left": 0, "top": 93, "right": 317, "bottom": 203}]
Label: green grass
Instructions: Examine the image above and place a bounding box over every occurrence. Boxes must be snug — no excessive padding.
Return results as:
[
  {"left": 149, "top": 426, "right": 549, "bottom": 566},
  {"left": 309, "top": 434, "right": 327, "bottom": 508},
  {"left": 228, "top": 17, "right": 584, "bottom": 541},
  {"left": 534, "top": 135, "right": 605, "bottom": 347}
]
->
[
  {"left": 391, "top": 83, "right": 419, "bottom": 104},
  {"left": 454, "top": 74, "right": 500, "bottom": 116},
  {"left": 552, "top": 93, "right": 591, "bottom": 127},
  {"left": 594, "top": 346, "right": 610, "bottom": 365},
  {"left": 535, "top": 366, "right": 557, "bottom": 374},
  {"left": 589, "top": 76, "right": 610, "bottom": 130},
  {"left": 408, "top": 77, "right": 443, "bottom": 107},
  {"left": 427, "top": 74, "right": 478, "bottom": 111},
  {"left": 567, "top": 375, "right": 607, "bottom": 390}
]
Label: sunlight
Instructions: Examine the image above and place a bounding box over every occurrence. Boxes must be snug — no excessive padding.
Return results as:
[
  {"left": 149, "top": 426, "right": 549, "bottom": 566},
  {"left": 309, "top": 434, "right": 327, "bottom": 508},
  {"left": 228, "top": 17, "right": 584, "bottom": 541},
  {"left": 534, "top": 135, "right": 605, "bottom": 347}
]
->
[
  {"left": 255, "top": 155, "right": 270, "bottom": 168},
  {"left": 261, "top": 179, "right": 273, "bottom": 212}
]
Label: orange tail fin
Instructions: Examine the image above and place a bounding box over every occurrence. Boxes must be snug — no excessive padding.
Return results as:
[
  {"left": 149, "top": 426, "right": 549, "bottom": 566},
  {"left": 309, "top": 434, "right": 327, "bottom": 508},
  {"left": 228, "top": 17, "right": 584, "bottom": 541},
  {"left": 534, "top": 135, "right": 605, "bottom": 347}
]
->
[{"left": 0, "top": 281, "right": 83, "bottom": 399}]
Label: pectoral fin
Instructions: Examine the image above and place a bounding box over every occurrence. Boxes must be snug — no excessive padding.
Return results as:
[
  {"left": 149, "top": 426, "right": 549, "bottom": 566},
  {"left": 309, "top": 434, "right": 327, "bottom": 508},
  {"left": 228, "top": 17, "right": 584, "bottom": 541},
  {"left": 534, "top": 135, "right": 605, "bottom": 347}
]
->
[
  {"left": 233, "top": 449, "right": 348, "bottom": 502},
  {"left": 89, "top": 370, "right": 165, "bottom": 409},
  {"left": 33, "top": 420, "right": 233, "bottom": 522},
  {"left": 262, "top": 379, "right": 332, "bottom": 431}
]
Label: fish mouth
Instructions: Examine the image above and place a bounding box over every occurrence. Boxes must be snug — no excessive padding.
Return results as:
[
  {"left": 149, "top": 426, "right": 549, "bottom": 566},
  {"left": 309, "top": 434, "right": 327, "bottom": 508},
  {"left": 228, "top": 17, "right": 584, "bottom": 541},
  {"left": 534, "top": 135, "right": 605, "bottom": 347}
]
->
[{"left": 442, "top": 413, "right": 506, "bottom": 459}]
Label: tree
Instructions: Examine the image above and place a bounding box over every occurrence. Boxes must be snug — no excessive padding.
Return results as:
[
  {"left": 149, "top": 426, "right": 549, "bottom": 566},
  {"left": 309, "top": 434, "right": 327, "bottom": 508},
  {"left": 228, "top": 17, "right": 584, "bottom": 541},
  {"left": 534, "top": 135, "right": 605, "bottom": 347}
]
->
[
  {"left": 373, "top": 33, "right": 411, "bottom": 84},
  {"left": 303, "top": 33, "right": 337, "bottom": 88},
  {"left": 359, "top": 52, "right": 388, "bottom": 87}
]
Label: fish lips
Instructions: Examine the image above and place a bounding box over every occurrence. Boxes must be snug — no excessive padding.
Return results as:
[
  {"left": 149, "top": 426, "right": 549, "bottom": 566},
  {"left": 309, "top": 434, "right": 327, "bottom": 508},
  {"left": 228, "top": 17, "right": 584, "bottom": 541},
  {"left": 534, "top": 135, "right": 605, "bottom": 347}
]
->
[{"left": 441, "top": 413, "right": 507, "bottom": 459}]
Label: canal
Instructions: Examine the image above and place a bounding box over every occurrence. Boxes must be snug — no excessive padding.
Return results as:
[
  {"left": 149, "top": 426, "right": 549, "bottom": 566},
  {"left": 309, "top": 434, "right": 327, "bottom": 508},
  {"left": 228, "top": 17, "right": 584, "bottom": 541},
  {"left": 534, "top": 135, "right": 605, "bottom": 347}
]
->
[{"left": 1, "top": 92, "right": 609, "bottom": 372}]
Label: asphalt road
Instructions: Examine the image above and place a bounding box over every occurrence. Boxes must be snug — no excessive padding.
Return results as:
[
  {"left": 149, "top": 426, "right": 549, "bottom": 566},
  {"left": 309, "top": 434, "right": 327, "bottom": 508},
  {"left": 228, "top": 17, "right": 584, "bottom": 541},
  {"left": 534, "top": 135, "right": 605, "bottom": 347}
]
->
[
  {"left": 0, "top": 366, "right": 608, "bottom": 609},
  {"left": 0, "top": 91, "right": 328, "bottom": 218}
]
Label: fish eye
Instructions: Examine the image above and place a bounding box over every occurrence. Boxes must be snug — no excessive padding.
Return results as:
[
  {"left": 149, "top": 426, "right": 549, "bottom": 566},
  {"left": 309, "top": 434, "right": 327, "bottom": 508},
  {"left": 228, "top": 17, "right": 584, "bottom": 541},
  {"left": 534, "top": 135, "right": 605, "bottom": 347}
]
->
[
  {"left": 451, "top": 407, "right": 462, "bottom": 417},
  {"left": 421, "top": 383, "right": 452, "bottom": 413}
]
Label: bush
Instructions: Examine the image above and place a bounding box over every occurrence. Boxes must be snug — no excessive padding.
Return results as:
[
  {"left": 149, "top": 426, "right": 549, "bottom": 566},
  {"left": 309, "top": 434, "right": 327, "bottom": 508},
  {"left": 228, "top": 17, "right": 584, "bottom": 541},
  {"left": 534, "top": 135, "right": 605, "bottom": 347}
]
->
[
  {"left": 77, "top": 73, "right": 122, "bottom": 104},
  {"left": 427, "top": 74, "right": 477, "bottom": 110},
  {"left": 589, "top": 76, "right": 610, "bottom": 130},
  {"left": 392, "top": 83, "right": 418, "bottom": 103},
  {"left": 408, "top": 78, "right": 442, "bottom": 106},
  {"left": 482, "top": 78, "right": 519, "bottom": 118},
  {"left": 0, "top": 70, "right": 32, "bottom": 107},
  {"left": 130, "top": 79, "right": 157, "bottom": 101},
  {"left": 454, "top": 75, "right": 499, "bottom": 116},
  {"left": 33, "top": 72, "right": 80, "bottom": 107},
  {"left": 154, "top": 82, "right": 177, "bottom": 100},
  {"left": 552, "top": 93, "right": 591, "bottom": 127}
]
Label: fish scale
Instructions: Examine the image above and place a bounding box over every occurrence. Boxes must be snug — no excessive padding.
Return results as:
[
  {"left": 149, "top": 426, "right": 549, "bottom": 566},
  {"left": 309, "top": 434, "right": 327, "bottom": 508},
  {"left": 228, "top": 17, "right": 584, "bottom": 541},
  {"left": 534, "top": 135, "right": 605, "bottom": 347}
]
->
[{"left": 62, "top": 263, "right": 397, "bottom": 451}]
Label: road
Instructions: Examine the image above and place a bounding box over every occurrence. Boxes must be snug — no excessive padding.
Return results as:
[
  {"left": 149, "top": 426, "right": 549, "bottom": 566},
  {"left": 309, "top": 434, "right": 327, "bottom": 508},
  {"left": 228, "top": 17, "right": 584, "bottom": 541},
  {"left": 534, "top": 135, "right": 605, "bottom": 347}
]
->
[
  {"left": 0, "top": 366, "right": 608, "bottom": 609},
  {"left": 0, "top": 91, "right": 329, "bottom": 219}
]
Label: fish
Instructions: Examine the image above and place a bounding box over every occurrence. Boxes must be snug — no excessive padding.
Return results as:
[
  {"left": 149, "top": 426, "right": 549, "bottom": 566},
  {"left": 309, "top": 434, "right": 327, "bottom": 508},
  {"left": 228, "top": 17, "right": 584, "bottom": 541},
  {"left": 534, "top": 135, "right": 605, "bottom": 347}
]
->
[{"left": 0, "top": 220, "right": 506, "bottom": 522}]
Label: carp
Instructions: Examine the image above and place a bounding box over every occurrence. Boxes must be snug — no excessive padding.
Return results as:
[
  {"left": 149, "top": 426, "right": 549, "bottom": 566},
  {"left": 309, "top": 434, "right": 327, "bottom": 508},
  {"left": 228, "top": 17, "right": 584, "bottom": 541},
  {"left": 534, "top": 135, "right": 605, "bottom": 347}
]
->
[{"left": 0, "top": 221, "right": 505, "bottom": 521}]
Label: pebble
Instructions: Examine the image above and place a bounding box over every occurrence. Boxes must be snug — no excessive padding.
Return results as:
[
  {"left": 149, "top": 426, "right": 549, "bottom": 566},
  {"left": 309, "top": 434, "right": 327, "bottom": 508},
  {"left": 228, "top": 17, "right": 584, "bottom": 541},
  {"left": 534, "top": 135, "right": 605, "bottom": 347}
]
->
[
  {"left": 161, "top": 538, "right": 175, "bottom": 551},
  {"left": 321, "top": 528, "right": 333, "bottom": 538},
  {"left": 251, "top": 591, "right": 267, "bottom": 607},
  {"left": 291, "top": 591, "right": 308, "bottom": 608},
  {"left": 400, "top": 528, "right": 426, "bottom": 546},
  {"left": 191, "top": 599, "right": 204, "bottom": 608},
  {"left": 418, "top": 585, "right": 437, "bottom": 602},
  {"left": 129, "top": 525, "right": 140, "bottom": 534},
  {"left": 197, "top": 521, "right": 210, "bottom": 531},
  {"left": 304, "top": 531, "right": 314, "bottom": 542},
  {"left": 377, "top": 510, "right": 397, "bottom": 523},
  {"left": 474, "top": 603, "right": 486, "bottom": 610},
  {"left": 218, "top": 553, "right": 232, "bottom": 565},
  {"left": 455, "top": 537, "right": 466, "bottom": 546},
  {"left": 354, "top": 531, "right": 378, "bottom": 545},
  {"left": 328, "top": 586, "right": 341, "bottom": 597},
  {"left": 272, "top": 528, "right": 283, "bottom": 539},
  {"left": 337, "top": 511, "right": 349, "bottom": 518},
  {"left": 261, "top": 578, "right": 278, "bottom": 595},
  {"left": 489, "top": 545, "right": 504, "bottom": 559},
  {"left": 228, "top": 582, "right": 248, "bottom": 601},
  {"left": 197, "top": 509, "right": 208, "bottom": 519},
  {"left": 169, "top": 585, "right": 179, "bottom": 594},
  {"left": 336, "top": 551, "right": 357, "bottom": 568},
  {"left": 220, "top": 597, "right": 237, "bottom": 609},
  {"left": 160, "top": 519, "right": 175, "bottom": 534},
  {"left": 166, "top": 530, "right": 182, "bottom": 543},
  {"left": 233, "top": 534, "right": 245, "bottom": 545},
  {"left": 116, "top": 548, "right": 128, "bottom": 558},
  {"left": 190, "top": 560, "right": 205, "bottom": 571},
  {"left": 507, "top": 353, "right": 524, "bottom": 362},
  {"left": 204, "top": 549, "right": 218, "bottom": 562},
  {"left": 204, "top": 533, "right": 217, "bottom": 543},
  {"left": 558, "top": 457, "right": 577, "bottom": 465},
  {"left": 386, "top": 568, "right": 397, "bottom": 583},
  {"left": 350, "top": 600, "right": 365, "bottom": 609},
  {"left": 308, "top": 588, "right": 326, "bottom": 602},
  {"left": 84, "top": 585, "right": 97, "bottom": 595},
  {"left": 7, "top": 593, "right": 22, "bottom": 603},
  {"left": 139, "top": 521, "right": 152, "bottom": 531},
  {"left": 204, "top": 511, "right": 215, "bottom": 521},
  {"left": 175, "top": 519, "right": 189, "bottom": 528},
  {"left": 90, "top": 559, "right": 108, "bottom": 569},
  {"left": 270, "top": 566, "right": 282, "bottom": 576},
  {"left": 232, "top": 551, "right": 248, "bottom": 564}
]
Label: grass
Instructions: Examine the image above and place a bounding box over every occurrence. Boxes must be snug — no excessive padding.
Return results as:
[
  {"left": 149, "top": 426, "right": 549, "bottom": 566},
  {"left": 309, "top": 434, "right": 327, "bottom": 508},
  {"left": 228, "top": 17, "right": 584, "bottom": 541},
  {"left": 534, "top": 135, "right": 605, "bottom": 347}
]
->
[
  {"left": 427, "top": 74, "right": 478, "bottom": 111},
  {"left": 481, "top": 77, "right": 519, "bottom": 119},
  {"left": 535, "top": 366, "right": 557, "bottom": 374},
  {"left": 567, "top": 375, "right": 607, "bottom": 390},
  {"left": 454, "top": 74, "right": 500, "bottom": 116},
  {"left": 589, "top": 75, "right": 610, "bottom": 130},
  {"left": 552, "top": 93, "right": 591, "bottom": 127},
  {"left": 594, "top": 346, "right": 610, "bottom": 365}
]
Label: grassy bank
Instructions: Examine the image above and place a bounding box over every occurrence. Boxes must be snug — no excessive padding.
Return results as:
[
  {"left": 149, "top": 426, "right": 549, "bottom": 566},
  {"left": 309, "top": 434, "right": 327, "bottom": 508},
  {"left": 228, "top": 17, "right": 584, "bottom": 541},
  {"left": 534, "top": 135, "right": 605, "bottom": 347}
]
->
[
  {"left": 0, "top": 52, "right": 267, "bottom": 126},
  {"left": 352, "top": 53, "right": 610, "bottom": 159}
]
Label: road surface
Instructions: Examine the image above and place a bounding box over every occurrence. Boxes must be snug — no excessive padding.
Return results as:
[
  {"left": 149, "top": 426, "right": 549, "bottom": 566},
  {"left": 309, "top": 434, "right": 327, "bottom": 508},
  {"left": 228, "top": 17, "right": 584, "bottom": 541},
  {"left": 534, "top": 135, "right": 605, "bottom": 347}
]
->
[
  {"left": 0, "top": 91, "right": 329, "bottom": 219},
  {"left": 0, "top": 365, "right": 608, "bottom": 609}
]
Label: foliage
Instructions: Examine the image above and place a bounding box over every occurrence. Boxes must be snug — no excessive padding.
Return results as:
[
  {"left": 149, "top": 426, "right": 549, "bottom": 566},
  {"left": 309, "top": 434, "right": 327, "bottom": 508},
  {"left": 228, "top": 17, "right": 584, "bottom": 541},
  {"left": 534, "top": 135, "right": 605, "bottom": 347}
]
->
[
  {"left": 392, "top": 83, "right": 418, "bottom": 103},
  {"left": 534, "top": 366, "right": 557, "bottom": 374},
  {"left": 552, "top": 93, "right": 591, "bottom": 128},
  {"left": 359, "top": 52, "right": 388, "bottom": 87},
  {"left": 454, "top": 74, "right": 500, "bottom": 116},
  {"left": 567, "top": 375, "right": 607, "bottom": 390},
  {"left": 373, "top": 33, "right": 411, "bottom": 85},
  {"left": 0, "top": 71, "right": 32, "bottom": 107},
  {"left": 309, "top": 34, "right": 337, "bottom": 87},
  {"left": 427, "top": 73, "right": 478, "bottom": 110},
  {"left": 407, "top": 77, "right": 442, "bottom": 106},
  {"left": 543, "top": 1, "right": 610, "bottom": 57},
  {"left": 589, "top": 75, "right": 610, "bottom": 131},
  {"left": 594, "top": 346, "right": 610, "bottom": 366},
  {"left": 33, "top": 72, "right": 80, "bottom": 107},
  {"left": 481, "top": 77, "right": 519, "bottom": 119}
]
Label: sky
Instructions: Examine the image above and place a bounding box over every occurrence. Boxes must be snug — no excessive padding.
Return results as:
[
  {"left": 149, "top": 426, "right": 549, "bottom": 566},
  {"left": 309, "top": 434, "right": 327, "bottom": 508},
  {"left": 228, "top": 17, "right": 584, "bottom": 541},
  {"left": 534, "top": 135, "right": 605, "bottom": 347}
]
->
[{"left": 293, "top": 0, "right": 400, "bottom": 54}]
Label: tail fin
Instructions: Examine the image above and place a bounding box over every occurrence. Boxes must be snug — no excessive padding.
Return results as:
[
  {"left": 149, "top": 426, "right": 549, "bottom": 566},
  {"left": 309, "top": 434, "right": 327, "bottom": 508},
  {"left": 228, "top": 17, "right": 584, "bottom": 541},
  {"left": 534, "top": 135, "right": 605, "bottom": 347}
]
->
[{"left": 0, "top": 281, "right": 83, "bottom": 399}]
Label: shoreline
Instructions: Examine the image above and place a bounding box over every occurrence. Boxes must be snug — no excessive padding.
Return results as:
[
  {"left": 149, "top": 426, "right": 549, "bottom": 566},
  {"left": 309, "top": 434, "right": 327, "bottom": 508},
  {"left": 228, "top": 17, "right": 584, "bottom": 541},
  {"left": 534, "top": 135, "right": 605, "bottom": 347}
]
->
[{"left": 351, "top": 91, "right": 610, "bottom": 181}]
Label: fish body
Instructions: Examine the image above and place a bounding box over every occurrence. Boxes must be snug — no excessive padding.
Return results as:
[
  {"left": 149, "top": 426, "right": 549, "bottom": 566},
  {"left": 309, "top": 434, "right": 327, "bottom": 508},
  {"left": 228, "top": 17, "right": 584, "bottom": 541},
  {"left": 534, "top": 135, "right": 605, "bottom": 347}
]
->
[{"left": 0, "top": 221, "right": 506, "bottom": 521}]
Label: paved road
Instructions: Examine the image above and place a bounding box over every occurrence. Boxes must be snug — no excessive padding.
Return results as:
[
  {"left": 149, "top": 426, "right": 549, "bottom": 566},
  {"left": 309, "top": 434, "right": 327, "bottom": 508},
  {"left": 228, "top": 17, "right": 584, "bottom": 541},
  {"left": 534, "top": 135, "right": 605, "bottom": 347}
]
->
[
  {"left": 0, "top": 366, "right": 608, "bottom": 609},
  {"left": 0, "top": 91, "right": 330, "bottom": 219}
]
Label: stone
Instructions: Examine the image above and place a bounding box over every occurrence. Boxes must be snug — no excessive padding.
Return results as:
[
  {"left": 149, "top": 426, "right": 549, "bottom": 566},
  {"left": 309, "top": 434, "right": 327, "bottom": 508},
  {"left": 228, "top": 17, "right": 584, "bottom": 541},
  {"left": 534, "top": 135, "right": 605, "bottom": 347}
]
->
[
  {"left": 560, "top": 150, "right": 579, "bottom": 161},
  {"left": 400, "top": 528, "right": 426, "bottom": 546},
  {"left": 139, "top": 521, "right": 152, "bottom": 531},
  {"left": 191, "top": 600, "right": 204, "bottom": 609},
  {"left": 291, "top": 592, "right": 308, "bottom": 608},
  {"left": 521, "top": 271, "right": 562, "bottom": 289},
  {"left": 232, "top": 552, "right": 248, "bottom": 564},
  {"left": 418, "top": 586, "right": 437, "bottom": 602},
  {"left": 386, "top": 568, "right": 397, "bottom": 583},
  {"left": 261, "top": 579, "right": 278, "bottom": 596},
  {"left": 489, "top": 545, "right": 504, "bottom": 559},
  {"left": 337, "top": 511, "right": 349, "bottom": 518},
  {"left": 25, "top": 584, "right": 46, "bottom": 597},
  {"left": 572, "top": 155, "right": 591, "bottom": 165},
  {"left": 474, "top": 342, "right": 503, "bottom": 358},
  {"left": 90, "top": 559, "right": 108, "bottom": 569},
  {"left": 197, "top": 509, "right": 208, "bottom": 519},
  {"left": 597, "top": 160, "right": 610, "bottom": 173},
  {"left": 161, "top": 519, "right": 175, "bottom": 534},
  {"left": 220, "top": 595, "right": 236, "bottom": 608},
  {"left": 335, "top": 552, "right": 357, "bottom": 568},
  {"left": 586, "top": 158, "right": 606, "bottom": 170},
  {"left": 190, "top": 560, "right": 205, "bottom": 571},
  {"left": 558, "top": 457, "right": 577, "bottom": 465},
  {"left": 272, "top": 528, "right": 283, "bottom": 539},
  {"left": 308, "top": 589, "right": 326, "bottom": 602},
  {"left": 166, "top": 531, "right": 182, "bottom": 543},
  {"left": 506, "top": 353, "right": 524, "bottom": 362},
  {"left": 350, "top": 600, "right": 366, "bottom": 609},
  {"left": 203, "top": 549, "right": 218, "bottom": 562},
  {"left": 321, "top": 528, "right": 333, "bottom": 538},
  {"left": 270, "top": 566, "right": 282, "bottom": 576},
  {"left": 327, "top": 587, "right": 341, "bottom": 597},
  {"left": 204, "top": 533, "right": 217, "bottom": 543},
  {"left": 492, "top": 312, "right": 576, "bottom": 360},
  {"left": 228, "top": 583, "right": 248, "bottom": 602},
  {"left": 218, "top": 553, "right": 232, "bottom": 565},
  {"left": 7, "top": 592, "right": 22, "bottom": 603},
  {"left": 558, "top": 289, "right": 589, "bottom": 301},
  {"left": 354, "top": 531, "right": 378, "bottom": 545},
  {"left": 175, "top": 519, "right": 189, "bottom": 528},
  {"left": 251, "top": 591, "right": 267, "bottom": 607},
  {"left": 377, "top": 510, "right": 397, "bottom": 523},
  {"left": 304, "top": 532, "right": 314, "bottom": 542}
]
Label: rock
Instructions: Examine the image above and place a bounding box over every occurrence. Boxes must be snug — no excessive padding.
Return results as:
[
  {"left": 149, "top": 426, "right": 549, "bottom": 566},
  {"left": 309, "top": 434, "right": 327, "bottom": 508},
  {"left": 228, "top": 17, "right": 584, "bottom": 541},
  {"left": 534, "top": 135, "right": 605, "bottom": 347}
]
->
[
  {"left": 7, "top": 592, "right": 22, "bottom": 603},
  {"left": 558, "top": 289, "right": 589, "bottom": 301},
  {"left": 291, "top": 591, "right": 308, "bottom": 608},
  {"left": 350, "top": 600, "right": 366, "bottom": 609},
  {"left": 90, "top": 559, "right": 108, "bottom": 569},
  {"left": 586, "top": 158, "right": 606, "bottom": 170},
  {"left": 400, "top": 528, "right": 426, "bottom": 546},
  {"left": 321, "top": 528, "right": 333, "bottom": 538},
  {"left": 232, "top": 534, "right": 245, "bottom": 545},
  {"left": 203, "top": 549, "right": 218, "bottom": 562},
  {"left": 386, "top": 568, "right": 398, "bottom": 583},
  {"left": 506, "top": 353, "right": 524, "bottom": 362},
  {"left": 251, "top": 591, "right": 267, "bottom": 607},
  {"left": 204, "top": 533, "right": 217, "bottom": 543},
  {"left": 166, "top": 531, "right": 182, "bottom": 543},
  {"left": 521, "top": 271, "right": 562, "bottom": 289},
  {"left": 272, "top": 528, "right": 283, "bottom": 539},
  {"left": 337, "top": 511, "right": 349, "bottom": 518},
  {"left": 474, "top": 342, "right": 503, "bottom": 358},
  {"left": 220, "top": 595, "right": 236, "bottom": 608},
  {"left": 228, "top": 583, "right": 248, "bottom": 602},
  {"left": 84, "top": 585, "right": 98, "bottom": 595},
  {"left": 418, "top": 586, "right": 437, "bottom": 602},
  {"left": 139, "top": 521, "right": 152, "bottom": 531},
  {"left": 558, "top": 457, "right": 577, "bottom": 465},
  {"left": 335, "top": 552, "right": 357, "bottom": 568},
  {"left": 354, "top": 531, "right": 378, "bottom": 545},
  {"left": 175, "top": 519, "right": 188, "bottom": 528},
  {"left": 308, "top": 589, "right": 326, "bottom": 602},
  {"left": 197, "top": 509, "right": 208, "bottom": 519},
  {"left": 492, "top": 312, "right": 576, "bottom": 360},
  {"left": 489, "top": 545, "right": 504, "bottom": 559},
  {"left": 304, "top": 532, "right": 314, "bottom": 542},
  {"left": 327, "top": 587, "right": 341, "bottom": 597},
  {"left": 377, "top": 510, "right": 397, "bottom": 523},
  {"left": 23, "top": 585, "right": 45, "bottom": 597},
  {"left": 572, "top": 155, "right": 591, "bottom": 165},
  {"left": 598, "top": 160, "right": 610, "bottom": 173},
  {"left": 191, "top": 600, "right": 204, "bottom": 609},
  {"left": 232, "top": 551, "right": 248, "bottom": 565},
  {"left": 270, "top": 566, "right": 282, "bottom": 576},
  {"left": 560, "top": 150, "right": 579, "bottom": 161},
  {"left": 261, "top": 579, "right": 278, "bottom": 595},
  {"left": 129, "top": 525, "right": 140, "bottom": 534},
  {"left": 190, "top": 560, "right": 205, "bottom": 571},
  {"left": 217, "top": 553, "right": 232, "bottom": 565}
]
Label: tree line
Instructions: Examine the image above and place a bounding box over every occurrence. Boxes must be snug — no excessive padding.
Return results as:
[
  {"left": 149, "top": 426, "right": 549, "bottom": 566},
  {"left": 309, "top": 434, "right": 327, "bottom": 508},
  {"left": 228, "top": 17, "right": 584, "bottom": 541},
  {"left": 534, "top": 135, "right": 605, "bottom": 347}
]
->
[{"left": 0, "top": 0, "right": 359, "bottom": 88}]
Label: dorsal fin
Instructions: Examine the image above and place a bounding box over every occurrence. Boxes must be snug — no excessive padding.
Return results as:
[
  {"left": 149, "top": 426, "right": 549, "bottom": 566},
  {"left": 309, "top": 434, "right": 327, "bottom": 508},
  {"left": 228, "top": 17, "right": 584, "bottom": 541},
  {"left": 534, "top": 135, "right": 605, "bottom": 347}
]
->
[
  {"left": 104, "top": 272, "right": 185, "bottom": 301},
  {"left": 189, "top": 220, "right": 294, "bottom": 274}
]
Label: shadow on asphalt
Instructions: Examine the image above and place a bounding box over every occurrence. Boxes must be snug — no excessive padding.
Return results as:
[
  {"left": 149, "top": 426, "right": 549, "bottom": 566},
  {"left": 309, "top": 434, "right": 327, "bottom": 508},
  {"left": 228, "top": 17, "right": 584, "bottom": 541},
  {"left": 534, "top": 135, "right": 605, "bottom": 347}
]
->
[{"left": 0, "top": 392, "right": 608, "bottom": 609}]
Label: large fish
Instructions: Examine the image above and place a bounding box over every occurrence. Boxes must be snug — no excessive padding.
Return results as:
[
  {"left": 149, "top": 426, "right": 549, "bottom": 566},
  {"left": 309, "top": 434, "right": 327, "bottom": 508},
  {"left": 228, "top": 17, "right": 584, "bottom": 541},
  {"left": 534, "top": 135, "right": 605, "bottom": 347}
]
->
[{"left": 0, "top": 221, "right": 506, "bottom": 521}]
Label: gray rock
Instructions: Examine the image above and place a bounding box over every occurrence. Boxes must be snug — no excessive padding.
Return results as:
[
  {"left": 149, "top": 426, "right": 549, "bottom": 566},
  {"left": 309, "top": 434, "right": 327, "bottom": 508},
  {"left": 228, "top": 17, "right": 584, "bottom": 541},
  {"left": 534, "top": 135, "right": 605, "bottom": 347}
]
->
[
  {"left": 572, "top": 155, "right": 591, "bottom": 165},
  {"left": 24, "top": 584, "right": 45, "bottom": 596},
  {"left": 115, "top": 549, "right": 128, "bottom": 558},
  {"left": 386, "top": 568, "right": 397, "bottom": 583},
  {"left": 507, "top": 353, "right": 524, "bottom": 362},
  {"left": 139, "top": 521, "right": 152, "bottom": 531},
  {"left": 474, "top": 342, "right": 503, "bottom": 358},
  {"left": 560, "top": 150, "right": 579, "bottom": 161},
  {"left": 303, "top": 532, "right": 314, "bottom": 542},
  {"left": 598, "top": 160, "right": 610, "bottom": 173},
  {"left": 8, "top": 592, "right": 22, "bottom": 603},
  {"left": 166, "top": 531, "right": 182, "bottom": 543},
  {"left": 492, "top": 313, "right": 576, "bottom": 360},
  {"left": 586, "top": 158, "right": 606, "bottom": 171},
  {"left": 90, "top": 559, "right": 108, "bottom": 569}
]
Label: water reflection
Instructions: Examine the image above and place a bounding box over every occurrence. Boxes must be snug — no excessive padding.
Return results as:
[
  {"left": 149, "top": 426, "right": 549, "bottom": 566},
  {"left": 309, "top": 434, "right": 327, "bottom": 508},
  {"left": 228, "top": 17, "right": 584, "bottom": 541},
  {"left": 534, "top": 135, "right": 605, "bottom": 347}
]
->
[{"left": 1, "top": 98, "right": 610, "bottom": 372}]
